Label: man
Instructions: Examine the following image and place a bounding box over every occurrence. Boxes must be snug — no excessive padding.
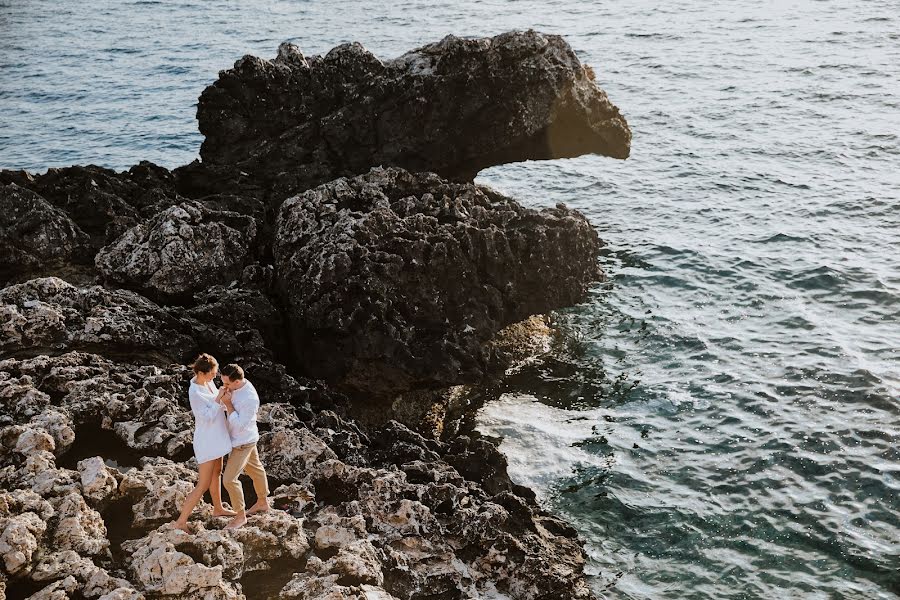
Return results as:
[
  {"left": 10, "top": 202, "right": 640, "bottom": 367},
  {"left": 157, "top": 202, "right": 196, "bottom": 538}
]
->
[{"left": 219, "top": 363, "right": 271, "bottom": 529}]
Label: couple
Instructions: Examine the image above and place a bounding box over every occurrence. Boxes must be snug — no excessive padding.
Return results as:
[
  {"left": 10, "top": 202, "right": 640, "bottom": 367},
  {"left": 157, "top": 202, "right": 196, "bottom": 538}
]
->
[{"left": 173, "top": 353, "right": 270, "bottom": 531}]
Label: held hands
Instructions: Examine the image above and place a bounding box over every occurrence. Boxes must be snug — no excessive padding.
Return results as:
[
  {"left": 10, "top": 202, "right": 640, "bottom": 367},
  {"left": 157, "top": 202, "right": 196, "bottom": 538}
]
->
[
  {"left": 221, "top": 389, "right": 235, "bottom": 413},
  {"left": 215, "top": 384, "right": 229, "bottom": 401},
  {"left": 214, "top": 385, "right": 234, "bottom": 413}
]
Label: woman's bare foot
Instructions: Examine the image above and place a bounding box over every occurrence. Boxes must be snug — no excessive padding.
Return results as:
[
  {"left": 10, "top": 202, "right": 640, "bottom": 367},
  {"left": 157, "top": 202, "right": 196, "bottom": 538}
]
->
[
  {"left": 246, "top": 500, "right": 271, "bottom": 515},
  {"left": 172, "top": 520, "right": 191, "bottom": 533},
  {"left": 213, "top": 508, "right": 236, "bottom": 517},
  {"left": 225, "top": 513, "right": 247, "bottom": 530}
]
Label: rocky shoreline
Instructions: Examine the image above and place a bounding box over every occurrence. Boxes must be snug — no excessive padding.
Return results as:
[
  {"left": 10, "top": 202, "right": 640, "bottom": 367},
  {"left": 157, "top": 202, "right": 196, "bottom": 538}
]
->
[{"left": 0, "top": 31, "right": 630, "bottom": 599}]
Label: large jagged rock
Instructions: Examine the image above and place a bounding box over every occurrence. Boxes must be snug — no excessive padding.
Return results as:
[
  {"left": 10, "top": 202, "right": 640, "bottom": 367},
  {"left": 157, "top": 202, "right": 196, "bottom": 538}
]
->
[
  {"left": 48, "top": 492, "right": 109, "bottom": 557},
  {"left": 0, "top": 423, "right": 81, "bottom": 499},
  {"left": 120, "top": 513, "right": 308, "bottom": 598},
  {"left": 274, "top": 167, "right": 601, "bottom": 399},
  {"left": 0, "top": 488, "right": 133, "bottom": 599},
  {"left": 0, "top": 184, "right": 90, "bottom": 284},
  {"left": 121, "top": 525, "right": 243, "bottom": 599},
  {"left": 258, "top": 427, "right": 338, "bottom": 482},
  {"left": 0, "top": 163, "right": 178, "bottom": 250},
  {"left": 95, "top": 201, "right": 258, "bottom": 298},
  {"left": 190, "top": 30, "right": 630, "bottom": 200},
  {"left": 0, "top": 490, "right": 53, "bottom": 577},
  {"left": 0, "top": 163, "right": 286, "bottom": 286},
  {"left": 77, "top": 457, "right": 119, "bottom": 507},
  {"left": 120, "top": 458, "right": 199, "bottom": 528}
]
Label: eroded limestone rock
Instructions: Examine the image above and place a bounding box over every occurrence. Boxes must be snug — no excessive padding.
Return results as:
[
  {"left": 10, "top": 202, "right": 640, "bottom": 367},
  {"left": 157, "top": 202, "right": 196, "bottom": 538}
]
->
[
  {"left": 95, "top": 201, "right": 257, "bottom": 298},
  {"left": 274, "top": 167, "right": 601, "bottom": 399},
  {"left": 0, "top": 278, "right": 194, "bottom": 361},
  {"left": 0, "top": 29, "right": 625, "bottom": 600},
  {"left": 194, "top": 30, "right": 629, "bottom": 199},
  {"left": 0, "top": 184, "right": 89, "bottom": 283}
]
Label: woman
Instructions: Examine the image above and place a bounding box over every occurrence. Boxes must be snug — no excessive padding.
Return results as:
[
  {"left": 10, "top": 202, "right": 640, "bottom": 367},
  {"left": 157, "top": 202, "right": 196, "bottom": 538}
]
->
[{"left": 172, "top": 353, "right": 236, "bottom": 531}]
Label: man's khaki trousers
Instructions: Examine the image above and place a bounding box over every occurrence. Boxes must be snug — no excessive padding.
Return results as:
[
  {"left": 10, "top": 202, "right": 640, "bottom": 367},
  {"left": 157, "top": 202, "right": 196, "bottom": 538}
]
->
[{"left": 223, "top": 442, "right": 269, "bottom": 513}]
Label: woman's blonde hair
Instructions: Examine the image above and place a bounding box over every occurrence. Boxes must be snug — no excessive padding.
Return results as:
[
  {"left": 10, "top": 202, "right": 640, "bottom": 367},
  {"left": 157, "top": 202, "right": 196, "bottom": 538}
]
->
[{"left": 191, "top": 353, "right": 218, "bottom": 375}]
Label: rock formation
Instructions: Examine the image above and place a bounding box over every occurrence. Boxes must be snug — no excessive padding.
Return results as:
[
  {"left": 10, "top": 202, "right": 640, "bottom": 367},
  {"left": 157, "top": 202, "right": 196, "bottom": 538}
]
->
[
  {"left": 0, "top": 29, "right": 630, "bottom": 600},
  {"left": 0, "top": 277, "right": 196, "bottom": 362},
  {"left": 95, "top": 200, "right": 258, "bottom": 299},
  {"left": 0, "top": 163, "right": 179, "bottom": 253},
  {"left": 274, "top": 167, "right": 601, "bottom": 399},
  {"left": 189, "top": 29, "right": 630, "bottom": 200},
  {"left": 0, "top": 184, "right": 89, "bottom": 284},
  {"left": 1, "top": 354, "right": 596, "bottom": 599}
]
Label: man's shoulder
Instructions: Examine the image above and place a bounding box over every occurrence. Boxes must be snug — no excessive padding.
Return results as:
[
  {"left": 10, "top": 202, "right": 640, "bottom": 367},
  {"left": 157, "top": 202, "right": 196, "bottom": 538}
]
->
[{"left": 236, "top": 380, "right": 259, "bottom": 400}]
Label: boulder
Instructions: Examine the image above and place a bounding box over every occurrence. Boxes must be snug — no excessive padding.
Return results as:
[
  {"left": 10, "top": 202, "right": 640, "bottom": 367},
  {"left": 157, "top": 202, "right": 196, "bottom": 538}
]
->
[
  {"left": 77, "top": 457, "right": 119, "bottom": 506},
  {"left": 194, "top": 30, "right": 630, "bottom": 199},
  {"left": 274, "top": 167, "right": 601, "bottom": 398},
  {"left": 95, "top": 201, "right": 257, "bottom": 298},
  {"left": 0, "top": 184, "right": 89, "bottom": 282},
  {"left": 120, "top": 525, "right": 243, "bottom": 599},
  {"left": 258, "top": 428, "right": 337, "bottom": 482},
  {"left": 0, "top": 490, "right": 53, "bottom": 577},
  {"left": 121, "top": 512, "right": 308, "bottom": 598},
  {"left": 0, "top": 163, "right": 178, "bottom": 247},
  {"left": 119, "top": 458, "right": 198, "bottom": 528}
]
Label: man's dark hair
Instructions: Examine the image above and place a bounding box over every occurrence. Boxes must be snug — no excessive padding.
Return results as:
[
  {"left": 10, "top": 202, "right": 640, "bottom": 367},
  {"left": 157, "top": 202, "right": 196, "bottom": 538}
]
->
[{"left": 220, "top": 363, "right": 245, "bottom": 380}]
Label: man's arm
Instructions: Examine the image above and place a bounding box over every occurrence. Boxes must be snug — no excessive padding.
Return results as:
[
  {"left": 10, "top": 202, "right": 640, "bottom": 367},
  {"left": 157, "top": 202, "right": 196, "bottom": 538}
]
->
[{"left": 227, "top": 387, "right": 259, "bottom": 432}]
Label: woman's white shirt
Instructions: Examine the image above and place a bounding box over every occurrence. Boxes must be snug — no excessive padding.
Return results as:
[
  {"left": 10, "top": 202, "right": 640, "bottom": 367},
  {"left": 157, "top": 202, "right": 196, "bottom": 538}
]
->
[{"left": 188, "top": 377, "right": 233, "bottom": 464}]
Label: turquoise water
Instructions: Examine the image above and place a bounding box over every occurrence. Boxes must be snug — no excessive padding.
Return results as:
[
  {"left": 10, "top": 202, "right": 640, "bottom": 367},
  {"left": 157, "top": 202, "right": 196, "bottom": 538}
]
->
[{"left": 1, "top": 1, "right": 898, "bottom": 598}]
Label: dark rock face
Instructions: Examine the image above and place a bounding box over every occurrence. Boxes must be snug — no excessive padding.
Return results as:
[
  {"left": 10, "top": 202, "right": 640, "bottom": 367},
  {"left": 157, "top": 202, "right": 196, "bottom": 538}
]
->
[
  {"left": 0, "top": 184, "right": 89, "bottom": 282},
  {"left": 195, "top": 30, "right": 630, "bottom": 199},
  {"left": 95, "top": 200, "right": 258, "bottom": 298},
  {"left": 274, "top": 166, "right": 601, "bottom": 399},
  {"left": 0, "top": 162, "right": 178, "bottom": 249}
]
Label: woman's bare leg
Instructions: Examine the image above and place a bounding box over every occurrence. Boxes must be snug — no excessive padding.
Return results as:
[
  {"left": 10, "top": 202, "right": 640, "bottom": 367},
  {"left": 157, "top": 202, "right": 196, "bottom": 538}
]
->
[
  {"left": 210, "top": 457, "right": 235, "bottom": 517},
  {"left": 173, "top": 460, "right": 215, "bottom": 532}
]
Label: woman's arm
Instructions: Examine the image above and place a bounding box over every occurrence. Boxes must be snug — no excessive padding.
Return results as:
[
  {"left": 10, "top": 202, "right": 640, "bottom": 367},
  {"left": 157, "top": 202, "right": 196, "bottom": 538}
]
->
[{"left": 189, "top": 386, "right": 225, "bottom": 424}]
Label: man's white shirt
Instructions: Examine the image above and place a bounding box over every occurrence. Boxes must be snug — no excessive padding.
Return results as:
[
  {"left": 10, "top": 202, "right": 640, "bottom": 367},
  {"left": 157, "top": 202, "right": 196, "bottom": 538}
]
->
[{"left": 226, "top": 379, "right": 260, "bottom": 447}]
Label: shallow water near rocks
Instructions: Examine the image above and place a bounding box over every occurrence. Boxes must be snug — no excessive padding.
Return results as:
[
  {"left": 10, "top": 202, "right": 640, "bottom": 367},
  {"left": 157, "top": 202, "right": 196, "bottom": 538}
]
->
[{"left": 2, "top": 1, "right": 898, "bottom": 598}]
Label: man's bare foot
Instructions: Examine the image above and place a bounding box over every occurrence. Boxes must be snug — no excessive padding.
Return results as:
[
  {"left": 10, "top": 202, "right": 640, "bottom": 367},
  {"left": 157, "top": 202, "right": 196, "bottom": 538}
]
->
[
  {"left": 225, "top": 513, "right": 247, "bottom": 530},
  {"left": 172, "top": 520, "right": 191, "bottom": 533},
  {"left": 246, "top": 500, "right": 271, "bottom": 515},
  {"left": 213, "top": 508, "right": 236, "bottom": 517}
]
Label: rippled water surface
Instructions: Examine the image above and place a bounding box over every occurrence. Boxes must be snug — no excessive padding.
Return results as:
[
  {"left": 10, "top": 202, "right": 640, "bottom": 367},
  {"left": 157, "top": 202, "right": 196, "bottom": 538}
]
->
[{"left": 2, "top": 1, "right": 898, "bottom": 598}]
